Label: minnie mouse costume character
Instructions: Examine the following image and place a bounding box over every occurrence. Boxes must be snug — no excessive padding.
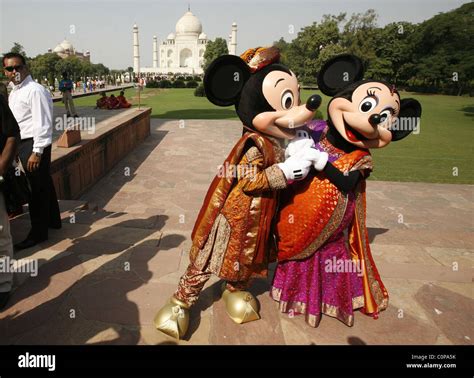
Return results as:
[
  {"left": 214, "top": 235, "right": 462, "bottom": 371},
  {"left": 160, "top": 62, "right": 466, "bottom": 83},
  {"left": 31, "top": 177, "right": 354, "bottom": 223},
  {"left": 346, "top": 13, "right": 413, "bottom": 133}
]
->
[
  {"left": 154, "top": 47, "right": 327, "bottom": 339},
  {"left": 272, "top": 54, "right": 422, "bottom": 327}
]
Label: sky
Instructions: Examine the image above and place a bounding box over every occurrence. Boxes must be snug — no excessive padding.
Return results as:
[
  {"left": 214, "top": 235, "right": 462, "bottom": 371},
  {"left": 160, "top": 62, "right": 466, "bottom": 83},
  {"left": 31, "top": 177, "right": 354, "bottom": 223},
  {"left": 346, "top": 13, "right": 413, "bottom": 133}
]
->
[{"left": 0, "top": 0, "right": 469, "bottom": 70}]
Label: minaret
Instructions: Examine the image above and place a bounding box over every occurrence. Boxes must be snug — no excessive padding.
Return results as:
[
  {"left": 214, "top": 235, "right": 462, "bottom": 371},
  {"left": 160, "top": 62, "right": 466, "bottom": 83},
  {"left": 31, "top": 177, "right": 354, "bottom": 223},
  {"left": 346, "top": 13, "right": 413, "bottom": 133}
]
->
[
  {"left": 229, "top": 22, "right": 237, "bottom": 55},
  {"left": 133, "top": 24, "right": 140, "bottom": 74},
  {"left": 153, "top": 35, "right": 158, "bottom": 68}
]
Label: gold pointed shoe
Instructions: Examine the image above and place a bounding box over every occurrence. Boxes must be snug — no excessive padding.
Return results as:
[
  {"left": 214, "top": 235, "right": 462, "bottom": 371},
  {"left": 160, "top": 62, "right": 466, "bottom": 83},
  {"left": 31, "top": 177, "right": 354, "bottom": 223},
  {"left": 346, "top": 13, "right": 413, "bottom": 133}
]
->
[
  {"left": 153, "top": 297, "right": 190, "bottom": 339},
  {"left": 222, "top": 289, "right": 261, "bottom": 324}
]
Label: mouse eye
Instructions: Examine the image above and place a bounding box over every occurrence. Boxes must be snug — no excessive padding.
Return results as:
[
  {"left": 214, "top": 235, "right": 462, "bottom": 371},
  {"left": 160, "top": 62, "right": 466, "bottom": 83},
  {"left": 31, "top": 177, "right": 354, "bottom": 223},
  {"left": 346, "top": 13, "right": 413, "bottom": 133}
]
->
[
  {"left": 359, "top": 97, "right": 377, "bottom": 113},
  {"left": 379, "top": 109, "right": 393, "bottom": 129},
  {"left": 379, "top": 110, "right": 391, "bottom": 122},
  {"left": 281, "top": 90, "right": 294, "bottom": 110}
]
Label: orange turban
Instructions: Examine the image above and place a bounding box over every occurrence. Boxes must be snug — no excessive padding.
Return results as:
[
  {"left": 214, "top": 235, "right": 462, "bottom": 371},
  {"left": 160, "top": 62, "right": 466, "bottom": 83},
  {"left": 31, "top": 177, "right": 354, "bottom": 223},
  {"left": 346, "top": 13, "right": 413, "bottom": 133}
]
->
[{"left": 240, "top": 46, "right": 280, "bottom": 73}]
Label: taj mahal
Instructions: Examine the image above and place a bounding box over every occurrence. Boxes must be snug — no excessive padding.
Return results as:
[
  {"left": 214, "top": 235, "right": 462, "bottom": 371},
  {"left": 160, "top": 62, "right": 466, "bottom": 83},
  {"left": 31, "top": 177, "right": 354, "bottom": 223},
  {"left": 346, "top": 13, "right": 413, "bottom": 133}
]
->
[{"left": 133, "top": 9, "right": 237, "bottom": 75}]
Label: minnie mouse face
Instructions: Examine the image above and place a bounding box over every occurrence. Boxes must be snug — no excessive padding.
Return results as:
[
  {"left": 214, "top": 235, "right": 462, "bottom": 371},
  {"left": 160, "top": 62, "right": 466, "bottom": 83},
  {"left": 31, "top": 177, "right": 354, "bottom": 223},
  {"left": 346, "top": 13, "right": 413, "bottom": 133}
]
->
[
  {"left": 318, "top": 54, "right": 422, "bottom": 149},
  {"left": 328, "top": 81, "right": 401, "bottom": 148},
  {"left": 204, "top": 54, "right": 321, "bottom": 140}
]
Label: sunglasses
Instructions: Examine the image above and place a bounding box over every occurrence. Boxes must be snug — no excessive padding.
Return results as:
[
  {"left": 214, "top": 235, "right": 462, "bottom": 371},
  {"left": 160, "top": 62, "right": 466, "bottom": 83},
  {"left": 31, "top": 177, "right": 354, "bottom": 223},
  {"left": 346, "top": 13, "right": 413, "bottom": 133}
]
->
[{"left": 4, "top": 65, "right": 24, "bottom": 72}]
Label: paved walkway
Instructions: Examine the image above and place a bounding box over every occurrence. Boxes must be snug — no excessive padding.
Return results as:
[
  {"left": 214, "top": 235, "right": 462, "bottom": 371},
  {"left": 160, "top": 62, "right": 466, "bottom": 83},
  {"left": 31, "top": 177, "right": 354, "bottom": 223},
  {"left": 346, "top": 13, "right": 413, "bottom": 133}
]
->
[
  {"left": 2, "top": 119, "right": 473, "bottom": 345},
  {"left": 51, "top": 85, "right": 133, "bottom": 101},
  {"left": 51, "top": 106, "right": 130, "bottom": 142}
]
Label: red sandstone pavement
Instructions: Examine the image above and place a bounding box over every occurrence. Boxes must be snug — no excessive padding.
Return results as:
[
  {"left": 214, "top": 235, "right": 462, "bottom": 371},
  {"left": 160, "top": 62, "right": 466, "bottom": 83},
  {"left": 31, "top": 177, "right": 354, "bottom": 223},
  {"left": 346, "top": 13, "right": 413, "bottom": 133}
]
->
[{"left": 2, "top": 118, "right": 473, "bottom": 345}]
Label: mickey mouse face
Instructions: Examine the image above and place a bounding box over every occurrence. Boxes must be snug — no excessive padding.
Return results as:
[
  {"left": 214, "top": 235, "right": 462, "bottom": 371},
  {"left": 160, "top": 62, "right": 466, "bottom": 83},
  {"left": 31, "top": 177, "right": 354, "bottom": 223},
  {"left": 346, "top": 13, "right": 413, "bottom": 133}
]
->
[
  {"left": 204, "top": 54, "right": 321, "bottom": 140},
  {"left": 318, "top": 54, "right": 422, "bottom": 149},
  {"left": 251, "top": 67, "right": 318, "bottom": 139},
  {"left": 261, "top": 69, "right": 300, "bottom": 111}
]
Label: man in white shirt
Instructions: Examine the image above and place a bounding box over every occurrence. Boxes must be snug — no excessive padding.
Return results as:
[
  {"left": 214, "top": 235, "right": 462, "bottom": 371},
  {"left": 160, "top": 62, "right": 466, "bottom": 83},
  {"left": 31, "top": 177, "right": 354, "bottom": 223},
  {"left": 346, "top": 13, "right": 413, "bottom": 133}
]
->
[{"left": 3, "top": 52, "right": 61, "bottom": 250}]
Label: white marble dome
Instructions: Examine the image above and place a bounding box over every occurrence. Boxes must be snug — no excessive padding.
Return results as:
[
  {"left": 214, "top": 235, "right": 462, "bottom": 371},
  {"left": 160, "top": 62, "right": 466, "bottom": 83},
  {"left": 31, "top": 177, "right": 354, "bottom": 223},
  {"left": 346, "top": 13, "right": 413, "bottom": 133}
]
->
[
  {"left": 60, "top": 39, "right": 74, "bottom": 52},
  {"left": 53, "top": 45, "right": 65, "bottom": 53},
  {"left": 167, "top": 32, "right": 176, "bottom": 40},
  {"left": 175, "top": 11, "right": 202, "bottom": 35},
  {"left": 198, "top": 32, "right": 207, "bottom": 40}
]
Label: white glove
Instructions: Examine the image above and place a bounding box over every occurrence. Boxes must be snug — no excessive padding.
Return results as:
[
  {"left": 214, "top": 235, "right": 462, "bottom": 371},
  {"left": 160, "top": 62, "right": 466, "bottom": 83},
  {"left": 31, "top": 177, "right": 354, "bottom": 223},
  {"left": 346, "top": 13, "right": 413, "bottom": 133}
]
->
[
  {"left": 285, "top": 130, "right": 329, "bottom": 171},
  {"left": 312, "top": 150, "right": 329, "bottom": 171},
  {"left": 285, "top": 130, "right": 315, "bottom": 159},
  {"left": 277, "top": 155, "right": 313, "bottom": 181},
  {"left": 294, "top": 147, "right": 329, "bottom": 172}
]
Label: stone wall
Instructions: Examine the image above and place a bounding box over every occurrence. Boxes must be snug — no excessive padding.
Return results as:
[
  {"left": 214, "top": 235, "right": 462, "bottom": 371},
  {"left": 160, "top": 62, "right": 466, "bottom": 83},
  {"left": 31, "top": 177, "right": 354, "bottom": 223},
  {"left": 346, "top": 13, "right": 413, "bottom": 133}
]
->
[{"left": 50, "top": 108, "right": 151, "bottom": 199}]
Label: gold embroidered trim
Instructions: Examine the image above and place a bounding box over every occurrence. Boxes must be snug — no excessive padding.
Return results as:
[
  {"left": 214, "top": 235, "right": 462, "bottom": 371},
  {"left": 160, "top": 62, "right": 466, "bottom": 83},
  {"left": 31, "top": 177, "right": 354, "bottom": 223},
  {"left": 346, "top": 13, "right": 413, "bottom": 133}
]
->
[
  {"left": 193, "top": 213, "right": 220, "bottom": 270},
  {"left": 288, "top": 193, "right": 348, "bottom": 260},
  {"left": 266, "top": 136, "right": 286, "bottom": 163},
  {"left": 354, "top": 185, "right": 388, "bottom": 311},
  {"left": 352, "top": 295, "right": 365, "bottom": 310},
  {"left": 208, "top": 214, "right": 232, "bottom": 275},
  {"left": 319, "top": 132, "right": 345, "bottom": 160},
  {"left": 264, "top": 164, "right": 288, "bottom": 190},
  {"left": 241, "top": 196, "right": 261, "bottom": 266},
  {"left": 271, "top": 287, "right": 361, "bottom": 327},
  {"left": 244, "top": 146, "right": 263, "bottom": 163},
  {"left": 350, "top": 155, "right": 373, "bottom": 173},
  {"left": 193, "top": 213, "right": 231, "bottom": 273}
]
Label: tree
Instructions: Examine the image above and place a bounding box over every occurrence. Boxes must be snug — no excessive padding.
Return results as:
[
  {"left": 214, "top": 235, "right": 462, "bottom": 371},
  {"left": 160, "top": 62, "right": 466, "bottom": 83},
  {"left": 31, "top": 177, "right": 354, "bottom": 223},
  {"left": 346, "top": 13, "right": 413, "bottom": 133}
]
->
[
  {"left": 284, "top": 13, "right": 345, "bottom": 84},
  {"left": 203, "top": 38, "right": 228, "bottom": 70},
  {"left": 55, "top": 56, "right": 83, "bottom": 80},
  {"left": 29, "top": 53, "right": 62, "bottom": 85},
  {"left": 91, "top": 63, "right": 109, "bottom": 77},
  {"left": 409, "top": 2, "right": 474, "bottom": 94},
  {"left": 9, "top": 42, "right": 27, "bottom": 58},
  {"left": 271, "top": 4, "right": 473, "bottom": 95},
  {"left": 341, "top": 9, "right": 378, "bottom": 68},
  {"left": 365, "top": 22, "right": 417, "bottom": 84},
  {"left": 273, "top": 37, "right": 290, "bottom": 66}
]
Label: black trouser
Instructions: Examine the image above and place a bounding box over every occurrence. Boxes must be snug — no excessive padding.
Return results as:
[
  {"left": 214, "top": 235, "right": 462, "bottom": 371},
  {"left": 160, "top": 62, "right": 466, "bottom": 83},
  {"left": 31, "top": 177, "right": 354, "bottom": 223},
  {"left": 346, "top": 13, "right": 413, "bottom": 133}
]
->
[{"left": 18, "top": 139, "right": 61, "bottom": 239}]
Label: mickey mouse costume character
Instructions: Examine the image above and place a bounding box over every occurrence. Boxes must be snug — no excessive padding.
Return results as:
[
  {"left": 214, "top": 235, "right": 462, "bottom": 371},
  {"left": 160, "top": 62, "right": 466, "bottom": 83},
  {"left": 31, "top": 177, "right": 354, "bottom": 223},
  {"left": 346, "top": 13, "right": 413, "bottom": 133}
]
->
[
  {"left": 272, "top": 54, "right": 422, "bottom": 327},
  {"left": 154, "top": 47, "right": 327, "bottom": 339}
]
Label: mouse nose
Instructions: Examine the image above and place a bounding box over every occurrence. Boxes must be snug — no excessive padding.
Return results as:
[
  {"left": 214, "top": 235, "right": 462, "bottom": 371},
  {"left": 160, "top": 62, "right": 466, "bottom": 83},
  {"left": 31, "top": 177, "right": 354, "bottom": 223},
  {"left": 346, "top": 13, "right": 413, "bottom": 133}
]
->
[
  {"left": 369, "top": 114, "right": 382, "bottom": 127},
  {"left": 306, "top": 94, "right": 322, "bottom": 111}
]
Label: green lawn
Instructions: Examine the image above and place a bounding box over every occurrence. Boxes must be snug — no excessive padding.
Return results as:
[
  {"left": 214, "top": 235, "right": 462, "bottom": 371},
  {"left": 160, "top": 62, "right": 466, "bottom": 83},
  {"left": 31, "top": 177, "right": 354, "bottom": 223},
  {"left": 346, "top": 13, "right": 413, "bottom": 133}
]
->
[{"left": 64, "top": 88, "right": 473, "bottom": 184}]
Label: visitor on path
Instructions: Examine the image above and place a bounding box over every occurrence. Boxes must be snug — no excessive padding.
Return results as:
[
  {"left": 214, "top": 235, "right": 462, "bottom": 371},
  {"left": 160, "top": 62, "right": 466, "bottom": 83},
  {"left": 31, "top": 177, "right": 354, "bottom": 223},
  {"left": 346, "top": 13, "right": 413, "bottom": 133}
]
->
[
  {"left": 117, "top": 91, "right": 131, "bottom": 108},
  {"left": 0, "top": 91, "right": 20, "bottom": 310},
  {"left": 107, "top": 94, "right": 120, "bottom": 109},
  {"left": 2, "top": 52, "right": 62, "bottom": 251},
  {"left": 59, "top": 72, "right": 78, "bottom": 118},
  {"left": 95, "top": 92, "right": 108, "bottom": 109}
]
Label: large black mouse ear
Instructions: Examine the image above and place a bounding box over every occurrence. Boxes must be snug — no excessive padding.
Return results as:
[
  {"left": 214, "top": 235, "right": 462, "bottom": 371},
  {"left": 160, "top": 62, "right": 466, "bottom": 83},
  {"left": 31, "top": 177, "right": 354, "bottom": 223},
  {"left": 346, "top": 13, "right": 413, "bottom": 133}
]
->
[
  {"left": 204, "top": 55, "right": 251, "bottom": 107},
  {"left": 391, "top": 98, "right": 422, "bottom": 141},
  {"left": 317, "top": 54, "right": 364, "bottom": 96}
]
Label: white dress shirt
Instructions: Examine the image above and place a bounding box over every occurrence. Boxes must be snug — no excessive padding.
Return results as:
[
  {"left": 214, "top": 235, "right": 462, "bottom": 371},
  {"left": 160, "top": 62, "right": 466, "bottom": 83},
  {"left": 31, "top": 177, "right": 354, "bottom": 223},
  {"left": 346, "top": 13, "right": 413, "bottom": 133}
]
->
[{"left": 8, "top": 75, "right": 53, "bottom": 154}]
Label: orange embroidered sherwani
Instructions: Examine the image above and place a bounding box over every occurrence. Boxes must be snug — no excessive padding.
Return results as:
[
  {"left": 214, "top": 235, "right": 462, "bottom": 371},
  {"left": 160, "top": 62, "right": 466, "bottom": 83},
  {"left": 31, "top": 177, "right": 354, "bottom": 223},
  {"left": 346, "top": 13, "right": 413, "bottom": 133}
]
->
[{"left": 174, "top": 131, "right": 287, "bottom": 307}]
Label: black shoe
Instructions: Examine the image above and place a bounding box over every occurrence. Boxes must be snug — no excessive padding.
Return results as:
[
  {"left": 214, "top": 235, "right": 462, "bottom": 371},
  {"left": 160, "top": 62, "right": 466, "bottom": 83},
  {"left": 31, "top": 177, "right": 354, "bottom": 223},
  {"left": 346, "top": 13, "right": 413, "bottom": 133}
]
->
[
  {"left": 0, "top": 291, "right": 10, "bottom": 310},
  {"left": 14, "top": 235, "right": 48, "bottom": 251},
  {"left": 66, "top": 113, "right": 71, "bottom": 117}
]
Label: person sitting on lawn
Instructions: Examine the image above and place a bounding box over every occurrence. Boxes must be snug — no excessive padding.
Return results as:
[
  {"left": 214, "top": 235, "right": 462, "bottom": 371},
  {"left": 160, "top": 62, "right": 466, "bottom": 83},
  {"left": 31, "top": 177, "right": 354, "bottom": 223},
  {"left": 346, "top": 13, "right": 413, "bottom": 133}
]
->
[
  {"left": 117, "top": 91, "right": 131, "bottom": 108},
  {"left": 107, "top": 94, "right": 120, "bottom": 109},
  {"left": 95, "top": 92, "right": 108, "bottom": 109}
]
